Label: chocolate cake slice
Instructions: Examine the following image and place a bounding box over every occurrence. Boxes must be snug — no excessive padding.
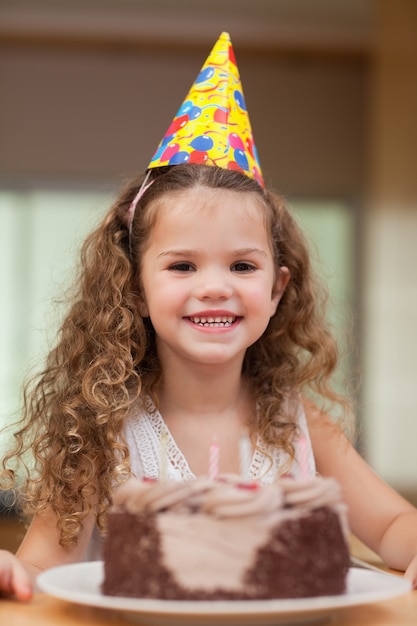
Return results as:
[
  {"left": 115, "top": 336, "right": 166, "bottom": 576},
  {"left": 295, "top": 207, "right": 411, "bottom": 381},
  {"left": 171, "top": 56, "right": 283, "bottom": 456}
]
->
[{"left": 102, "top": 476, "right": 350, "bottom": 600}]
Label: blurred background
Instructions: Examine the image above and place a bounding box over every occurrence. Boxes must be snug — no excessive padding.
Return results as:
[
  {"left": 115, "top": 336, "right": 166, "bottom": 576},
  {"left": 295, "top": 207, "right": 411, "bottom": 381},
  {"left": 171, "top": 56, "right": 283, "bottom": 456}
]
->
[{"left": 0, "top": 0, "right": 416, "bottom": 543}]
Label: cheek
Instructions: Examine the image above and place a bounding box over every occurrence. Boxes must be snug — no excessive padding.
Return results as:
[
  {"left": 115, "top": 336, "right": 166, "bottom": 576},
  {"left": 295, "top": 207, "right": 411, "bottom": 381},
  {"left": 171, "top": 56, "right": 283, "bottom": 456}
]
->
[
  {"left": 142, "top": 276, "right": 189, "bottom": 315},
  {"left": 247, "top": 282, "right": 278, "bottom": 315}
]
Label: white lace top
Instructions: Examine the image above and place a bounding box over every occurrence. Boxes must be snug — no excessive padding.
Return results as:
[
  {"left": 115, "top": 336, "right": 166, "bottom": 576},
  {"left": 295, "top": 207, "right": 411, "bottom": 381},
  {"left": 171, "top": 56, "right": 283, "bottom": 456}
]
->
[{"left": 125, "top": 397, "right": 316, "bottom": 484}]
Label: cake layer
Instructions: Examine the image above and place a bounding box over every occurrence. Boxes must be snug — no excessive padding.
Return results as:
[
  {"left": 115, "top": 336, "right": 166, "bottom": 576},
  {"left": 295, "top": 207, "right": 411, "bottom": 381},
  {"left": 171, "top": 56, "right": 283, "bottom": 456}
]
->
[{"left": 102, "top": 476, "right": 350, "bottom": 600}]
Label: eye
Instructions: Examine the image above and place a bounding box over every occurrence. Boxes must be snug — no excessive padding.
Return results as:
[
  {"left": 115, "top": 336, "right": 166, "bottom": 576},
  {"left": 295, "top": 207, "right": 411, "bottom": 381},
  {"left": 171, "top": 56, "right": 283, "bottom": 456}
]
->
[
  {"left": 169, "top": 262, "right": 195, "bottom": 272},
  {"left": 231, "top": 261, "right": 257, "bottom": 273}
]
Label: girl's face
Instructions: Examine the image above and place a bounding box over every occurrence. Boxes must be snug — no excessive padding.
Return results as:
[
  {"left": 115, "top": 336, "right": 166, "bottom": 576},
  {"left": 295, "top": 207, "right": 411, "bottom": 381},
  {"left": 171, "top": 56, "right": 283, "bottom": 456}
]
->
[{"left": 138, "top": 187, "right": 289, "bottom": 370}]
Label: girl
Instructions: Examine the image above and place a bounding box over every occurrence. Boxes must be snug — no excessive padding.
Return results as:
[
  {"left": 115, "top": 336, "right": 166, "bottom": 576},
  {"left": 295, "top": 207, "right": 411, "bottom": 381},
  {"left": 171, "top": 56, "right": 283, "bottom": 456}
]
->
[{"left": 1, "top": 164, "right": 417, "bottom": 601}]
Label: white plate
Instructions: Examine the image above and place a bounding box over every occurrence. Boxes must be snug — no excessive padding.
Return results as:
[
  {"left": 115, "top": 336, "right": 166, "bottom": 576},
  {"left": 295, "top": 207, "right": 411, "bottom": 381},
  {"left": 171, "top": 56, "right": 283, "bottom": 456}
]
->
[{"left": 37, "top": 562, "right": 412, "bottom": 626}]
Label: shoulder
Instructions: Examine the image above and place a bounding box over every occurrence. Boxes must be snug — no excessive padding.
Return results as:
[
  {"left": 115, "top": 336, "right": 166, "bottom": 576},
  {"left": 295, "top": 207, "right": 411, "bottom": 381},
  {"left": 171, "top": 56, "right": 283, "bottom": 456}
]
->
[
  {"left": 302, "top": 397, "right": 350, "bottom": 440},
  {"left": 301, "top": 397, "right": 352, "bottom": 471}
]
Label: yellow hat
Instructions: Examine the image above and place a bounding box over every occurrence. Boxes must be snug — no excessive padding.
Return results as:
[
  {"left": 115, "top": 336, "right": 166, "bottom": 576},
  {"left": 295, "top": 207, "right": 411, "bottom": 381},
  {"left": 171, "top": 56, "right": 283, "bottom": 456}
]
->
[{"left": 147, "top": 32, "right": 264, "bottom": 187}]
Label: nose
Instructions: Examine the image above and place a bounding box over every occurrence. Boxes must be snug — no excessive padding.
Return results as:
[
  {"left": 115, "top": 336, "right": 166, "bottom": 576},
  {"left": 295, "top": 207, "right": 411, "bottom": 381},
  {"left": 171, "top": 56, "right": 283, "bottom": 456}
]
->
[{"left": 193, "top": 267, "right": 234, "bottom": 301}]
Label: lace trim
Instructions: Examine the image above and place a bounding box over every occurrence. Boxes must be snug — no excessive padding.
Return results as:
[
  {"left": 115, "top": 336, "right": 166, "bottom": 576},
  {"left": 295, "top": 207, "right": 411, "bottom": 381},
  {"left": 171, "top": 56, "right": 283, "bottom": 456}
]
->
[
  {"left": 251, "top": 402, "right": 316, "bottom": 483},
  {"left": 126, "top": 397, "right": 195, "bottom": 482},
  {"left": 125, "top": 397, "right": 315, "bottom": 484}
]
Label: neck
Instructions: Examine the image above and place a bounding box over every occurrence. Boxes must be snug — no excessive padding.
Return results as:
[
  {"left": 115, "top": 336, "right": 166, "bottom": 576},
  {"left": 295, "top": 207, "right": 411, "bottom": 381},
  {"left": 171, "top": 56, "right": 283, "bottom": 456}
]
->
[
  {"left": 158, "top": 359, "right": 247, "bottom": 416},
  {"left": 154, "top": 356, "right": 254, "bottom": 477}
]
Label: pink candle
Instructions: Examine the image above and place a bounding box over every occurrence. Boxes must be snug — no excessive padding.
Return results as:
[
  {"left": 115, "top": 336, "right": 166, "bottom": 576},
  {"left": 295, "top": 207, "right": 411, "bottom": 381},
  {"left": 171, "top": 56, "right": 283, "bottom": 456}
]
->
[
  {"left": 208, "top": 437, "right": 219, "bottom": 480},
  {"left": 297, "top": 434, "right": 310, "bottom": 480}
]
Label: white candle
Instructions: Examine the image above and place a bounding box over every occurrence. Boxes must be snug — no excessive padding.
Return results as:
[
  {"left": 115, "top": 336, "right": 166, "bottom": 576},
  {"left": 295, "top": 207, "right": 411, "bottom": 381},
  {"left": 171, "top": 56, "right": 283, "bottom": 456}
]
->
[
  {"left": 159, "top": 431, "right": 169, "bottom": 480},
  {"left": 239, "top": 433, "right": 252, "bottom": 482}
]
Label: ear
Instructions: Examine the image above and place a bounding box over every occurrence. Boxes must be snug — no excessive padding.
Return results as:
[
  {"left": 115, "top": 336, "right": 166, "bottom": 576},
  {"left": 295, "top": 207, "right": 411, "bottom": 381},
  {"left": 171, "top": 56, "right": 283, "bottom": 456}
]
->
[
  {"left": 270, "top": 266, "right": 290, "bottom": 316},
  {"left": 138, "top": 301, "right": 149, "bottom": 317},
  {"left": 136, "top": 291, "right": 150, "bottom": 318}
]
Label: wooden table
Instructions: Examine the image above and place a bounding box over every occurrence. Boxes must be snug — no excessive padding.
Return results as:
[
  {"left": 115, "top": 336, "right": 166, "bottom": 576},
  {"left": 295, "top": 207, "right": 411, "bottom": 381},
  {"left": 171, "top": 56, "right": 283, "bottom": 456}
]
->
[
  {"left": 0, "top": 589, "right": 416, "bottom": 625},
  {"left": 0, "top": 539, "right": 415, "bottom": 625}
]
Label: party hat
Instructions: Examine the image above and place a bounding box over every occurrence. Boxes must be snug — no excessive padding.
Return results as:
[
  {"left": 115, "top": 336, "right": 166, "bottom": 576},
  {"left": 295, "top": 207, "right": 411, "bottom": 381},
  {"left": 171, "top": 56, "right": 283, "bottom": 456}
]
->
[{"left": 147, "top": 32, "right": 264, "bottom": 187}]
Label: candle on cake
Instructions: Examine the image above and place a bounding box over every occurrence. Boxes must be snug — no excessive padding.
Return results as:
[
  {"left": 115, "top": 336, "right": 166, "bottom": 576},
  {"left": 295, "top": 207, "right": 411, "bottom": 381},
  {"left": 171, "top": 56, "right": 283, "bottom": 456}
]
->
[
  {"left": 239, "top": 432, "right": 252, "bottom": 482},
  {"left": 159, "top": 431, "right": 169, "bottom": 480},
  {"left": 208, "top": 436, "right": 219, "bottom": 480}
]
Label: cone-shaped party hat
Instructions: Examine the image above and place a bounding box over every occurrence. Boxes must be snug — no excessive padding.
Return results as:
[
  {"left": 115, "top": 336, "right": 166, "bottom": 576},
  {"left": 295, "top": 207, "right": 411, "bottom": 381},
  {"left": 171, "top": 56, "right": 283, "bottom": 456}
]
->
[{"left": 147, "top": 32, "right": 264, "bottom": 187}]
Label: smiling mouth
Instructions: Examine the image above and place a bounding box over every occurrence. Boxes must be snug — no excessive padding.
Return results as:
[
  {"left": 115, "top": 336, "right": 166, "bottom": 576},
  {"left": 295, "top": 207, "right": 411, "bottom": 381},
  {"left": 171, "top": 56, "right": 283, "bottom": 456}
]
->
[{"left": 188, "top": 316, "right": 237, "bottom": 327}]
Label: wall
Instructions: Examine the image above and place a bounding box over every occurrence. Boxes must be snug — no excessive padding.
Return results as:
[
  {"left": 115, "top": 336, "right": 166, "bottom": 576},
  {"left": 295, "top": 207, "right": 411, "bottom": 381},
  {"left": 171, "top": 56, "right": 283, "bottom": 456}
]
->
[
  {"left": 363, "top": 0, "right": 417, "bottom": 493},
  {"left": 0, "top": 42, "right": 368, "bottom": 198}
]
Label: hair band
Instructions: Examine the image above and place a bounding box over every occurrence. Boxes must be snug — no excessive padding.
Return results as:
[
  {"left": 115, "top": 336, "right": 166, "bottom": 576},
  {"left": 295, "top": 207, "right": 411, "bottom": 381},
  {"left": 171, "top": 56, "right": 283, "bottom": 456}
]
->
[{"left": 127, "top": 170, "right": 153, "bottom": 256}]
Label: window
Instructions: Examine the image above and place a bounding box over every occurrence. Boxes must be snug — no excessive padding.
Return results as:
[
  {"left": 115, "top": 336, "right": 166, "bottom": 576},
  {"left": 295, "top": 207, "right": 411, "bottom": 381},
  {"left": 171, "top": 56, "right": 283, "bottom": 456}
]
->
[{"left": 0, "top": 189, "right": 111, "bottom": 454}]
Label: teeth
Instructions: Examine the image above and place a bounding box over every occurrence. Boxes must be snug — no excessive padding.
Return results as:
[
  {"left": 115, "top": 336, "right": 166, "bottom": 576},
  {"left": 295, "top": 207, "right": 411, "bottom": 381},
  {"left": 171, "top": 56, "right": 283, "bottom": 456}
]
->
[{"left": 190, "top": 316, "right": 236, "bottom": 327}]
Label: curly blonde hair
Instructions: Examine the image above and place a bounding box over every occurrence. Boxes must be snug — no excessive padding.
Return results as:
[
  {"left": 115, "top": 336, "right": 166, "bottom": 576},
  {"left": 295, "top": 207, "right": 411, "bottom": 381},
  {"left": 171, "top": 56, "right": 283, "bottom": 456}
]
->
[{"left": 1, "top": 164, "right": 351, "bottom": 547}]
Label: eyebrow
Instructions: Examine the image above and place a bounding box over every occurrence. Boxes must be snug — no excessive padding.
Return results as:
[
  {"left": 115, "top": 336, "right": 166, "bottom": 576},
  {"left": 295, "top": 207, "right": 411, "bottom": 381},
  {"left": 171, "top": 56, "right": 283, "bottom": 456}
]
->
[{"left": 158, "top": 247, "right": 268, "bottom": 258}]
